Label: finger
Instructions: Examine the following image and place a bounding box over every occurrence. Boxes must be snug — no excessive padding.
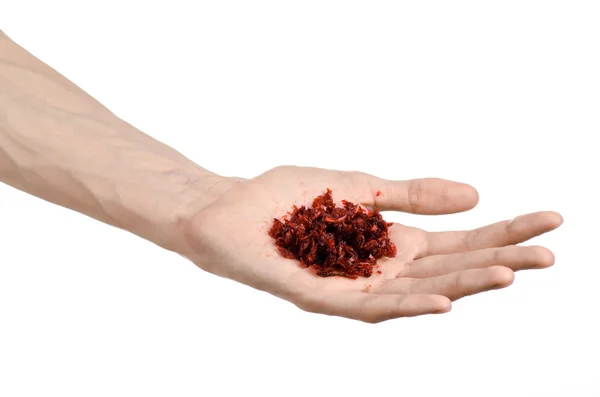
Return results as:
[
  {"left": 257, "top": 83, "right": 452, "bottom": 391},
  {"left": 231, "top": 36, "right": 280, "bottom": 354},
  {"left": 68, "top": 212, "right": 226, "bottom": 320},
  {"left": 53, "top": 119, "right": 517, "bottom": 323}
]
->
[
  {"left": 296, "top": 292, "right": 451, "bottom": 323},
  {"left": 405, "top": 245, "right": 555, "bottom": 278},
  {"left": 364, "top": 176, "right": 479, "bottom": 214},
  {"left": 376, "top": 266, "right": 515, "bottom": 301},
  {"left": 421, "top": 211, "right": 563, "bottom": 257}
]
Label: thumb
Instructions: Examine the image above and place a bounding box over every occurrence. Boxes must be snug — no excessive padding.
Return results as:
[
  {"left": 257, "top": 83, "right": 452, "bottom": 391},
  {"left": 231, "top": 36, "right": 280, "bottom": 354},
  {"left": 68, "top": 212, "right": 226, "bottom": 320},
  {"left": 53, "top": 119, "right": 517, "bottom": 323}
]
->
[{"left": 366, "top": 177, "right": 479, "bottom": 215}]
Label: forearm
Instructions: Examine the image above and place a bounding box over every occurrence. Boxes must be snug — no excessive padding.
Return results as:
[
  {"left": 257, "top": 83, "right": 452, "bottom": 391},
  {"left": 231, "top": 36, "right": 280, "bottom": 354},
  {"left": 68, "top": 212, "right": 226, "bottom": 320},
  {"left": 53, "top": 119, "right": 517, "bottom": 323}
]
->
[{"left": 0, "top": 31, "right": 223, "bottom": 251}]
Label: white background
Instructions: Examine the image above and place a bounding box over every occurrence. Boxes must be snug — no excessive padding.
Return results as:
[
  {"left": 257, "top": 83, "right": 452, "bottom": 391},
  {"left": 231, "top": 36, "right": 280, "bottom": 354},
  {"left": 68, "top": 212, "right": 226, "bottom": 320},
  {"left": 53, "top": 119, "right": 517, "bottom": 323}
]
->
[{"left": 1, "top": 1, "right": 598, "bottom": 396}]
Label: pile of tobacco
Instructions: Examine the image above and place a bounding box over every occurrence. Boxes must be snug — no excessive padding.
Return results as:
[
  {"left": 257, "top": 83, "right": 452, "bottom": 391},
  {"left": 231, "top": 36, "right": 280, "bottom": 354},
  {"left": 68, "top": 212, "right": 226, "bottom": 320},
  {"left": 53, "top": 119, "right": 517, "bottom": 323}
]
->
[{"left": 268, "top": 189, "right": 396, "bottom": 279}]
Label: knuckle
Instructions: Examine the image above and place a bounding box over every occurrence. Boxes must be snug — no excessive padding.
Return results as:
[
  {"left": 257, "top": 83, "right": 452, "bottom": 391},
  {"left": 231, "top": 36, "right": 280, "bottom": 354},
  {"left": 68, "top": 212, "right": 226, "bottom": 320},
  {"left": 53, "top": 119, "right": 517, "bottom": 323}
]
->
[
  {"left": 407, "top": 181, "right": 424, "bottom": 213},
  {"left": 399, "top": 278, "right": 418, "bottom": 294},
  {"left": 356, "top": 297, "right": 371, "bottom": 321},
  {"left": 454, "top": 271, "right": 467, "bottom": 291},
  {"left": 491, "top": 248, "right": 503, "bottom": 265},
  {"left": 463, "top": 227, "right": 481, "bottom": 251}
]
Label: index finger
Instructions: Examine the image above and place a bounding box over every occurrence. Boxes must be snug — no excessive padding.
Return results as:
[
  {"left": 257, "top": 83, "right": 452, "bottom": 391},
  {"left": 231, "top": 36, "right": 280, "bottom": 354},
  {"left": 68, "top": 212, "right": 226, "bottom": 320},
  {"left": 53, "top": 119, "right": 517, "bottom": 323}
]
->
[{"left": 420, "top": 211, "right": 563, "bottom": 257}]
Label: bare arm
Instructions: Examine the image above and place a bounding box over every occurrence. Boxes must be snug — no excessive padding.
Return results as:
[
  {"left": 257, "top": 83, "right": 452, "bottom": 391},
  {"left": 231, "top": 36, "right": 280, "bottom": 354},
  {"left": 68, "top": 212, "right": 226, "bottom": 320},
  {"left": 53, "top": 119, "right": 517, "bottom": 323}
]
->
[
  {"left": 0, "top": 30, "right": 226, "bottom": 252},
  {"left": 0, "top": 29, "right": 562, "bottom": 322}
]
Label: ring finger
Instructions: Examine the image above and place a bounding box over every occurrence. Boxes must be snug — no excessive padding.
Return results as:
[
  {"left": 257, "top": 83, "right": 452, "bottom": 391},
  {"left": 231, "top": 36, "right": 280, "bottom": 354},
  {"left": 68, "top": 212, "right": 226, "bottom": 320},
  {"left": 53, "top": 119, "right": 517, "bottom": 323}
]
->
[
  {"left": 375, "top": 266, "right": 515, "bottom": 301},
  {"left": 403, "top": 245, "right": 555, "bottom": 279}
]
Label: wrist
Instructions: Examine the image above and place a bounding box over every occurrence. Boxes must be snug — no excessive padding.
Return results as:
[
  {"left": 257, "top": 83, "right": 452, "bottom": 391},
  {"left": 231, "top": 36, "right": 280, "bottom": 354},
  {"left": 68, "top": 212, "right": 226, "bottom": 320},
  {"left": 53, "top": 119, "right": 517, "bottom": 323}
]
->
[{"left": 130, "top": 166, "right": 235, "bottom": 253}]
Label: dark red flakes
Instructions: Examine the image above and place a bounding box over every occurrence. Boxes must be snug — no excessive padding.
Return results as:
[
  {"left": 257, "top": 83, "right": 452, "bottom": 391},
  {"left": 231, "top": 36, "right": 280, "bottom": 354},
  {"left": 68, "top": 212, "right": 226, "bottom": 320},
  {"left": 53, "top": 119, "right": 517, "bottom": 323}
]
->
[
  {"left": 268, "top": 189, "right": 397, "bottom": 279},
  {"left": 376, "top": 190, "right": 382, "bottom": 197}
]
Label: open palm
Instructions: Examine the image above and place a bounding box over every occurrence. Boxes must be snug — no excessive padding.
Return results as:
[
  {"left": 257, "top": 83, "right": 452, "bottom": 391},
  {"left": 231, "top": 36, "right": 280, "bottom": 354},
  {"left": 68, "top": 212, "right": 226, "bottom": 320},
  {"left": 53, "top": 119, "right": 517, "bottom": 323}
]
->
[{"left": 183, "top": 166, "right": 562, "bottom": 323}]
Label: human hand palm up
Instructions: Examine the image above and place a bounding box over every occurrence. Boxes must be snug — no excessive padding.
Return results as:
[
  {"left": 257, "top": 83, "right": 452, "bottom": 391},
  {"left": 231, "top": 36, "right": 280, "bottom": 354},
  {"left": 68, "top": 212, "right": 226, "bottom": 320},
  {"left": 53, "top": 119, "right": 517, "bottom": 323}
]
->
[{"left": 184, "top": 166, "right": 562, "bottom": 323}]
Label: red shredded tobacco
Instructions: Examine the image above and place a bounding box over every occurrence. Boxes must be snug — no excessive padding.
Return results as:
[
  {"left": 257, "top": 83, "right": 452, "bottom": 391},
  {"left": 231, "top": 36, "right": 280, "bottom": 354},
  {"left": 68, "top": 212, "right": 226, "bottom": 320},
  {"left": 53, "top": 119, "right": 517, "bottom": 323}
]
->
[{"left": 268, "top": 189, "right": 397, "bottom": 279}]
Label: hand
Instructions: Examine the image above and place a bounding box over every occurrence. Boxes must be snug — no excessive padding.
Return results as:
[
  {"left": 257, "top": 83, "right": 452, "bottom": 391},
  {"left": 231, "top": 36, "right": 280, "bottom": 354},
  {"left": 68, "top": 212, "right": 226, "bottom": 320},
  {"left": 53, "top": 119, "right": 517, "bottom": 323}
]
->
[{"left": 181, "top": 166, "right": 562, "bottom": 323}]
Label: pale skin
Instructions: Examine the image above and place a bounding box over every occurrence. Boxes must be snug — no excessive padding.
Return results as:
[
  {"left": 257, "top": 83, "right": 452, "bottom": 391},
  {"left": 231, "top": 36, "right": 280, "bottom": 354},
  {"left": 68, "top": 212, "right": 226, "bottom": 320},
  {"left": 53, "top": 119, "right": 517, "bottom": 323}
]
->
[{"left": 0, "top": 30, "right": 562, "bottom": 323}]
